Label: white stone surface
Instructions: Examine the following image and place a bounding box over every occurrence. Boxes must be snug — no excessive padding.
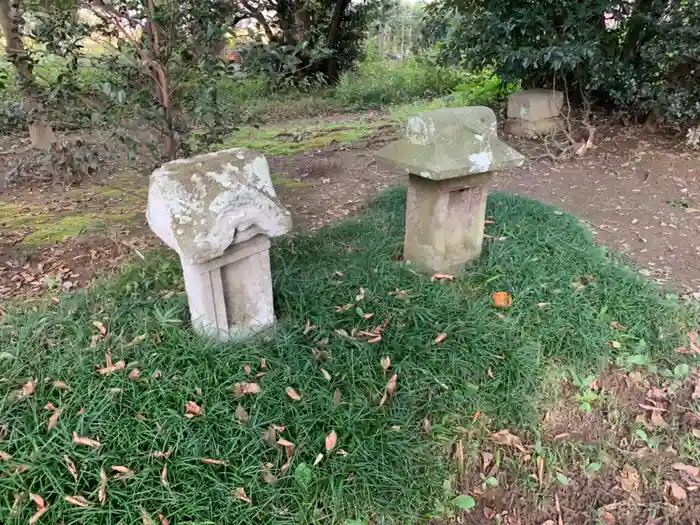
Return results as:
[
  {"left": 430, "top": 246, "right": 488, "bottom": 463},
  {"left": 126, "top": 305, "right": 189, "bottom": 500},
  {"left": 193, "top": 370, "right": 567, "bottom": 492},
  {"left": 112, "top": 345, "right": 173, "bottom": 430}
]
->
[
  {"left": 507, "top": 89, "right": 564, "bottom": 121},
  {"left": 147, "top": 148, "right": 292, "bottom": 341},
  {"left": 147, "top": 148, "right": 292, "bottom": 265}
]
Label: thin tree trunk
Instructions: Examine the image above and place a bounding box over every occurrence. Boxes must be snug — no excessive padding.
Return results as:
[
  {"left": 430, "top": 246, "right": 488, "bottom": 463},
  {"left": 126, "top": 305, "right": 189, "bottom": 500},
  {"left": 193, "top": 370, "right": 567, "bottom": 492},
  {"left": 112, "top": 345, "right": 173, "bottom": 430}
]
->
[
  {"left": 326, "top": 0, "right": 350, "bottom": 82},
  {"left": 0, "top": 0, "right": 55, "bottom": 149}
]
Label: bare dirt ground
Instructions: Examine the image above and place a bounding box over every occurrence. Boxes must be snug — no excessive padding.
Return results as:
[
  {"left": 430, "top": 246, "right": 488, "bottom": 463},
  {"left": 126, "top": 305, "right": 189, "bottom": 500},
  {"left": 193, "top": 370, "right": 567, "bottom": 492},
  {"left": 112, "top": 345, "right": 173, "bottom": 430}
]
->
[
  {"left": 2, "top": 118, "right": 700, "bottom": 300},
  {"left": 2, "top": 116, "right": 700, "bottom": 523}
]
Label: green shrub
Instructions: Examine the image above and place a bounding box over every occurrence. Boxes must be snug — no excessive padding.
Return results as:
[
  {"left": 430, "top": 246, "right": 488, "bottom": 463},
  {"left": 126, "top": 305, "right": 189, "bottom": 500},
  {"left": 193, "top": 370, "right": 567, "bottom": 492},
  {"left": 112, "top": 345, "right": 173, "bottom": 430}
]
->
[{"left": 332, "top": 57, "right": 465, "bottom": 108}]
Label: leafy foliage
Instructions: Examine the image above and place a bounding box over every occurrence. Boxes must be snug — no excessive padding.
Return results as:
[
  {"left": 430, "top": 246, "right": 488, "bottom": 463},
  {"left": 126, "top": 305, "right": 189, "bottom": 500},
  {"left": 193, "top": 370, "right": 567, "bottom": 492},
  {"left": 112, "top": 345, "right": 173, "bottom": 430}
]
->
[{"left": 430, "top": 0, "right": 700, "bottom": 128}]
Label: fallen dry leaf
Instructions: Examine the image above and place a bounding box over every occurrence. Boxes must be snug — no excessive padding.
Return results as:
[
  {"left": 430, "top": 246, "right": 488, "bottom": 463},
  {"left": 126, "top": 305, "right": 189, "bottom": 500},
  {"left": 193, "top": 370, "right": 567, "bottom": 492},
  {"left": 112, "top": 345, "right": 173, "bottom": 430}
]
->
[
  {"left": 619, "top": 464, "right": 640, "bottom": 496},
  {"left": 235, "top": 487, "right": 251, "bottom": 503},
  {"left": 242, "top": 363, "right": 252, "bottom": 376},
  {"left": 362, "top": 312, "right": 374, "bottom": 319},
  {"left": 97, "top": 358, "right": 125, "bottom": 376},
  {"left": 112, "top": 465, "right": 134, "bottom": 476},
  {"left": 233, "top": 382, "right": 261, "bottom": 396},
  {"left": 63, "top": 456, "right": 78, "bottom": 483},
  {"left": 431, "top": 273, "right": 454, "bottom": 282},
  {"left": 128, "top": 368, "right": 141, "bottom": 380},
  {"left": 28, "top": 506, "right": 49, "bottom": 525},
  {"left": 600, "top": 510, "right": 616, "bottom": 524},
  {"left": 16, "top": 380, "right": 36, "bottom": 400},
  {"left": 72, "top": 432, "right": 101, "bottom": 448},
  {"left": 693, "top": 428, "right": 700, "bottom": 439},
  {"left": 200, "top": 458, "right": 228, "bottom": 466},
  {"left": 367, "top": 335, "right": 382, "bottom": 343},
  {"left": 669, "top": 482, "right": 687, "bottom": 500},
  {"left": 335, "top": 304, "right": 353, "bottom": 312},
  {"left": 314, "top": 453, "right": 324, "bottom": 466},
  {"left": 141, "top": 507, "right": 152, "bottom": 525},
  {"left": 261, "top": 426, "right": 277, "bottom": 446},
  {"left": 491, "top": 291, "right": 513, "bottom": 309},
  {"left": 422, "top": 417, "right": 431, "bottom": 434},
  {"left": 47, "top": 409, "right": 61, "bottom": 432},
  {"left": 320, "top": 368, "right": 331, "bottom": 381},
  {"left": 336, "top": 449, "right": 348, "bottom": 456},
  {"left": 325, "top": 430, "right": 337, "bottom": 451},
  {"left": 235, "top": 404, "right": 250, "bottom": 423},
  {"left": 672, "top": 462, "right": 700, "bottom": 478},
  {"left": 650, "top": 411, "right": 669, "bottom": 428},
  {"left": 194, "top": 387, "right": 202, "bottom": 396},
  {"left": 0, "top": 451, "right": 11, "bottom": 461},
  {"left": 433, "top": 333, "right": 447, "bottom": 344},
  {"left": 380, "top": 356, "right": 391, "bottom": 371},
  {"left": 150, "top": 448, "right": 173, "bottom": 458},
  {"left": 30, "top": 493, "right": 46, "bottom": 509},
  {"left": 161, "top": 465, "right": 168, "bottom": 487},
  {"left": 185, "top": 400, "right": 204, "bottom": 418},
  {"left": 333, "top": 388, "right": 342, "bottom": 405},
  {"left": 355, "top": 287, "right": 365, "bottom": 302},
  {"left": 260, "top": 358, "right": 268, "bottom": 369},
  {"left": 53, "top": 381, "right": 71, "bottom": 389},
  {"left": 92, "top": 321, "right": 108, "bottom": 337},
  {"left": 379, "top": 373, "right": 398, "bottom": 407},
  {"left": 66, "top": 495, "right": 90, "bottom": 507},
  {"left": 303, "top": 318, "right": 315, "bottom": 335},
  {"left": 689, "top": 331, "right": 700, "bottom": 354},
  {"left": 277, "top": 438, "right": 295, "bottom": 450},
  {"left": 491, "top": 430, "right": 526, "bottom": 452},
  {"left": 44, "top": 402, "right": 57, "bottom": 411},
  {"left": 286, "top": 387, "right": 302, "bottom": 401},
  {"left": 158, "top": 513, "right": 170, "bottom": 525},
  {"left": 99, "top": 466, "right": 107, "bottom": 504},
  {"left": 611, "top": 341, "right": 622, "bottom": 350}
]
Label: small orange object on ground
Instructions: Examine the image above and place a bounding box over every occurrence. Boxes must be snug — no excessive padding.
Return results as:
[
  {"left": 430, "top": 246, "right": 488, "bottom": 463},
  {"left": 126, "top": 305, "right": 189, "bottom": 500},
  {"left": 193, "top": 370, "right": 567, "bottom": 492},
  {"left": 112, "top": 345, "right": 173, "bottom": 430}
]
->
[{"left": 491, "top": 291, "right": 513, "bottom": 308}]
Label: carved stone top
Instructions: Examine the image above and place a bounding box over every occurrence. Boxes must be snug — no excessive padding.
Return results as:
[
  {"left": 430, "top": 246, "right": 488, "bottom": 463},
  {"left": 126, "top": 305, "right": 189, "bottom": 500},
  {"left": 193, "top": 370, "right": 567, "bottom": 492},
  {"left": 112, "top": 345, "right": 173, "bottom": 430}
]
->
[
  {"left": 375, "top": 106, "right": 524, "bottom": 180},
  {"left": 147, "top": 148, "right": 292, "bottom": 265}
]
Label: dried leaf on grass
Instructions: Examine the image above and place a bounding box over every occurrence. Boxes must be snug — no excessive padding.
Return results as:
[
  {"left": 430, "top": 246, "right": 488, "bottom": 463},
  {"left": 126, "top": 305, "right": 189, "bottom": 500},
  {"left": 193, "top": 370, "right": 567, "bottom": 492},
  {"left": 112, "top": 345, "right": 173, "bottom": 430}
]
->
[
  {"left": 669, "top": 482, "right": 687, "bottom": 500},
  {"left": 99, "top": 466, "right": 107, "bottom": 504},
  {"left": 47, "top": 409, "right": 61, "bottom": 432},
  {"left": 379, "top": 373, "right": 398, "bottom": 407},
  {"left": 233, "top": 382, "right": 261, "bottom": 396},
  {"left": 355, "top": 287, "right": 365, "bottom": 302},
  {"left": 235, "top": 487, "right": 251, "bottom": 503},
  {"left": 200, "top": 458, "right": 228, "bottom": 466},
  {"left": 112, "top": 465, "right": 134, "bottom": 476},
  {"left": 141, "top": 507, "right": 153, "bottom": 525},
  {"left": 65, "top": 495, "right": 90, "bottom": 507},
  {"left": 333, "top": 388, "right": 342, "bottom": 405},
  {"left": 15, "top": 380, "right": 36, "bottom": 401},
  {"left": 491, "top": 291, "right": 513, "bottom": 309},
  {"left": 185, "top": 400, "right": 203, "bottom": 418},
  {"left": 380, "top": 356, "right": 391, "bottom": 371},
  {"left": 161, "top": 465, "right": 168, "bottom": 487},
  {"left": 97, "top": 354, "right": 125, "bottom": 376},
  {"left": 286, "top": 387, "right": 302, "bottom": 401},
  {"left": 92, "top": 321, "right": 108, "bottom": 337},
  {"left": 491, "top": 430, "right": 526, "bottom": 452},
  {"left": 128, "top": 368, "right": 141, "bottom": 380},
  {"left": 30, "top": 494, "right": 46, "bottom": 509},
  {"left": 235, "top": 404, "right": 250, "bottom": 423},
  {"left": 0, "top": 451, "right": 11, "bottom": 461},
  {"left": 431, "top": 273, "right": 454, "bottom": 281},
  {"left": 320, "top": 368, "right": 332, "bottom": 381},
  {"left": 325, "top": 430, "right": 337, "bottom": 451},
  {"left": 64, "top": 455, "right": 78, "bottom": 483},
  {"left": 53, "top": 381, "right": 71, "bottom": 389},
  {"left": 672, "top": 462, "right": 700, "bottom": 478},
  {"left": 314, "top": 453, "right": 324, "bottom": 466},
  {"left": 620, "top": 464, "right": 640, "bottom": 496},
  {"left": 433, "top": 333, "right": 447, "bottom": 344},
  {"left": 650, "top": 411, "right": 669, "bottom": 428},
  {"left": 28, "top": 506, "right": 49, "bottom": 525},
  {"left": 72, "top": 432, "right": 101, "bottom": 448}
]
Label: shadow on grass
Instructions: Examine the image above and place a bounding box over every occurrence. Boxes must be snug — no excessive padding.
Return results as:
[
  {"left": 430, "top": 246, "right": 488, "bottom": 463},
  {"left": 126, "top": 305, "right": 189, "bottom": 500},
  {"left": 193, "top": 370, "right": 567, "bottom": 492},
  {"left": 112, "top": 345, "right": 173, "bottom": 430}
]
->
[{"left": 0, "top": 188, "right": 692, "bottom": 524}]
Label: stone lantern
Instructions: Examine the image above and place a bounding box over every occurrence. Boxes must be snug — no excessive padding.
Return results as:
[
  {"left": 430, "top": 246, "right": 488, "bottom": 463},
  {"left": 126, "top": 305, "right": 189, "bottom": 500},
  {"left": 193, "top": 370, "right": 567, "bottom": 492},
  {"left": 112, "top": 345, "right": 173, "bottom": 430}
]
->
[
  {"left": 147, "top": 148, "right": 292, "bottom": 341},
  {"left": 376, "top": 106, "right": 524, "bottom": 273}
]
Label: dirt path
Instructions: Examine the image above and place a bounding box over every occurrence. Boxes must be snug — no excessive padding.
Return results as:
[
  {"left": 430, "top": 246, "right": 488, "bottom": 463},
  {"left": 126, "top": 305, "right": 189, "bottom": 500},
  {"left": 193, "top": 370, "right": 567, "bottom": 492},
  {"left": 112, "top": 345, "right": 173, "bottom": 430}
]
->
[{"left": 2, "top": 118, "right": 699, "bottom": 299}]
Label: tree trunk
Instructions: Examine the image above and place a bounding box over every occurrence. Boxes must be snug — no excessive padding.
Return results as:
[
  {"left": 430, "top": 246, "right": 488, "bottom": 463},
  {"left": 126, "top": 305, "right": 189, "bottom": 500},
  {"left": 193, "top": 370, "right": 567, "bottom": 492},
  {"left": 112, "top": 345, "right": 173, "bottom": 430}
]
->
[
  {"left": 325, "top": 0, "right": 350, "bottom": 82},
  {"left": 0, "top": 0, "right": 55, "bottom": 149}
]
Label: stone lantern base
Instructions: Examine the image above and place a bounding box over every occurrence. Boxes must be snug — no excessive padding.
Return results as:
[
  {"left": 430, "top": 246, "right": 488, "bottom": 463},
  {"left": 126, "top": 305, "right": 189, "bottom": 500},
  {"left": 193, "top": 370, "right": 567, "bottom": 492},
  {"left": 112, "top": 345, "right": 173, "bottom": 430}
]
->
[
  {"left": 181, "top": 234, "right": 274, "bottom": 341},
  {"left": 405, "top": 172, "right": 491, "bottom": 274}
]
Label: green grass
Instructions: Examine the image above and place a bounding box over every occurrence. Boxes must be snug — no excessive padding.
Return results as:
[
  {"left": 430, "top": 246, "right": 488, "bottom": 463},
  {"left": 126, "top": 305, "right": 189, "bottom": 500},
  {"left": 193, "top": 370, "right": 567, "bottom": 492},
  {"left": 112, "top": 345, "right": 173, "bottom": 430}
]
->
[{"left": 0, "top": 189, "right": 691, "bottom": 524}]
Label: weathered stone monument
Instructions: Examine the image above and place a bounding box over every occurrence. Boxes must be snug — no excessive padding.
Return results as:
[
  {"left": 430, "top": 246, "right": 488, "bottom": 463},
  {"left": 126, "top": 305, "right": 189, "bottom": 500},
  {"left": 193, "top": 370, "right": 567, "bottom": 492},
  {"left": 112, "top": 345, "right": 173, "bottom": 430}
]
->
[
  {"left": 376, "top": 106, "right": 524, "bottom": 273},
  {"left": 504, "top": 89, "right": 564, "bottom": 138},
  {"left": 147, "top": 148, "right": 292, "bottom": 341}
]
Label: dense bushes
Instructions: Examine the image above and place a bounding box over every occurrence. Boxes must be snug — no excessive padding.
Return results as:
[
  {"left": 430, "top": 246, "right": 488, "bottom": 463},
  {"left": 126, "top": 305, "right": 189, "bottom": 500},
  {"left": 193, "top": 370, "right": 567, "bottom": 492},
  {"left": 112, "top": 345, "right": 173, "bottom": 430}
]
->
[{"left": 431, "top": 0, "right": 700, "bottom": 128}]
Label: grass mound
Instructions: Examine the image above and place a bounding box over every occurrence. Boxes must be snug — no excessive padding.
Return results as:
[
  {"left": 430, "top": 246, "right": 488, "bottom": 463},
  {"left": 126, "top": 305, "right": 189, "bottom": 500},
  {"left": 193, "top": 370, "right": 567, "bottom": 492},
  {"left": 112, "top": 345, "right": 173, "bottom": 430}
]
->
[{"left": 0, "top": 189, "right": 691, "bottom": 524}]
